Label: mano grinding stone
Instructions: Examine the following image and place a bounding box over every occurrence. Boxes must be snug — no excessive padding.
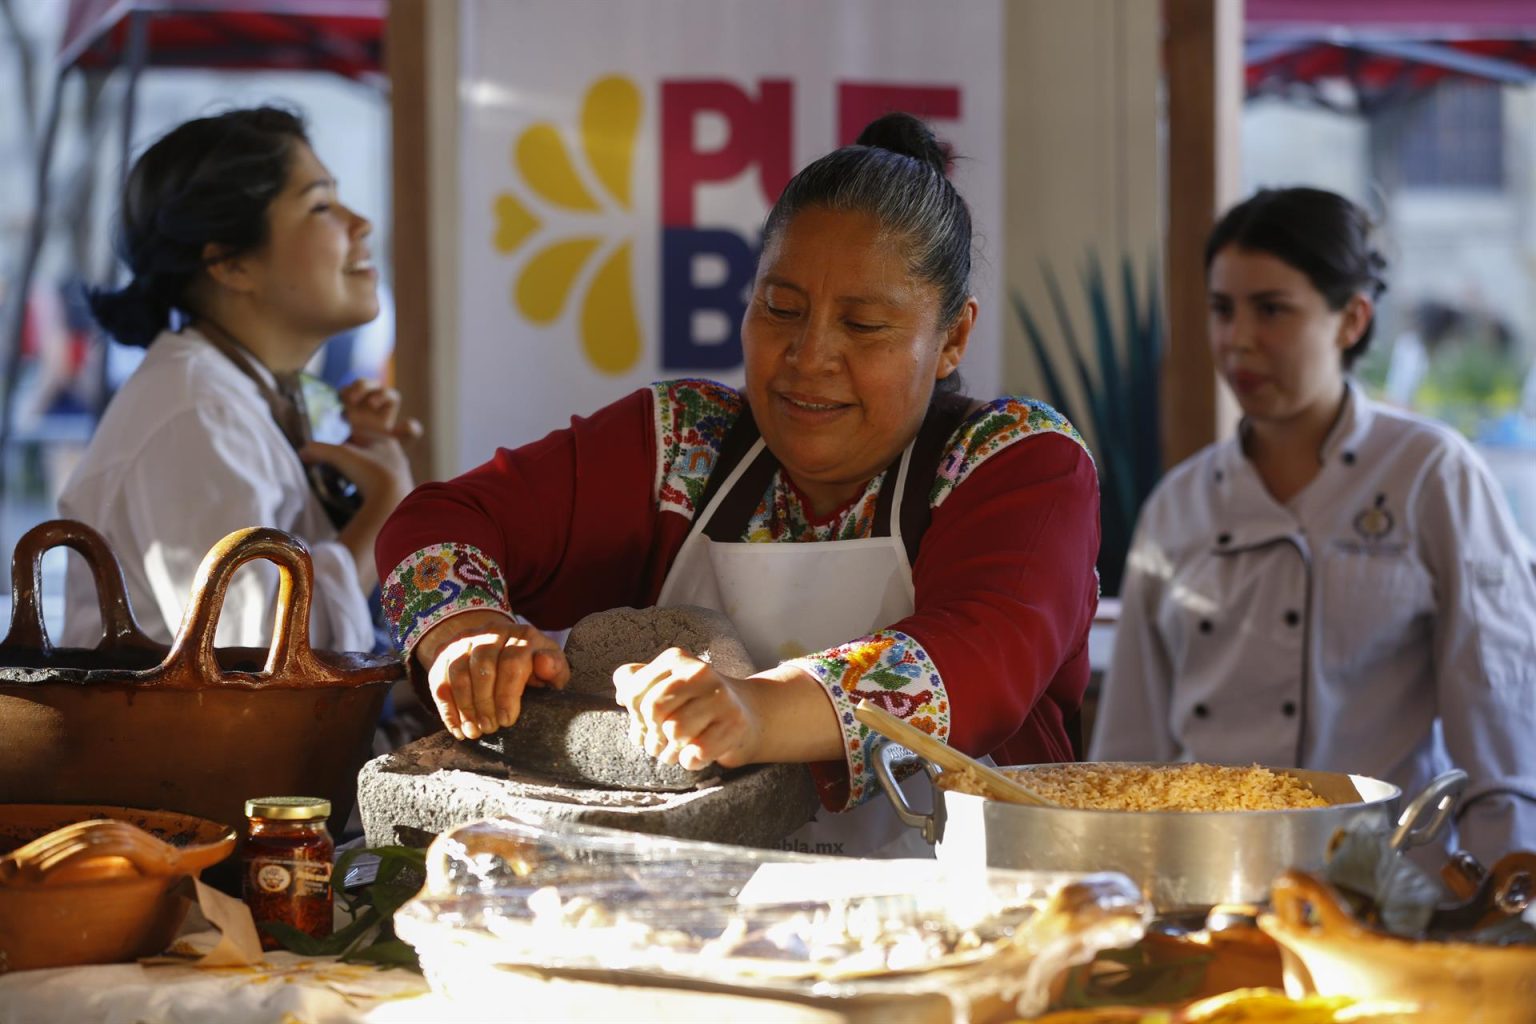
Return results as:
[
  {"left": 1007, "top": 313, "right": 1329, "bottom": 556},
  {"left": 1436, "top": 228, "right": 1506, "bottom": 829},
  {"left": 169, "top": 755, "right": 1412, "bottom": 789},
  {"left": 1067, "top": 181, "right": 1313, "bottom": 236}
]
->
[{"left": 473, "top": 605, "right": 758, "bottom": 791}]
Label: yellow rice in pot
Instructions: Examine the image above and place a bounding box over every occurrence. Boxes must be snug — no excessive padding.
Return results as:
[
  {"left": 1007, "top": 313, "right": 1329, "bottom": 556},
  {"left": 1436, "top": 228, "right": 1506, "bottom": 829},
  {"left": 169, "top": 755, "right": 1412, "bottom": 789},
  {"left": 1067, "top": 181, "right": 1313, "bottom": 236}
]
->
[{"left": 1006, "top": 763, "right": 1330, "bottom": 812}]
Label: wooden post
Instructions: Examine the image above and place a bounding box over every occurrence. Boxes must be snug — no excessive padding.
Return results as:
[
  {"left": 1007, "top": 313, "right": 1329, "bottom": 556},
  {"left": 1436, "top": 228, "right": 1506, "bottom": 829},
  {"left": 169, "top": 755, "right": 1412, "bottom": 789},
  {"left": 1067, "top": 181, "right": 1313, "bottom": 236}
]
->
[
  {"left": 1162, "top": 0, "right": 1243, "bottom": 467},
  {"left": 386, "top": 0, "right": 457, "bottom": 482},
  {"left": 386, "top": 0, "right": 430, "bottom": 481}
]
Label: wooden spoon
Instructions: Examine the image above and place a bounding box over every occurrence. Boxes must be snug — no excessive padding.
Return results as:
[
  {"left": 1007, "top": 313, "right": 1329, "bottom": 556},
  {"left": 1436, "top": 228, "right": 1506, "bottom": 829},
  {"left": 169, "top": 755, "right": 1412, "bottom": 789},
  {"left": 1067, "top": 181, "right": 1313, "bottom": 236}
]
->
[
  {"left": 0, "top": 818, "right": 235, "bottom": 888},
  {"left": 853, "top": 698, "right": 1057, "bottom": 807}
]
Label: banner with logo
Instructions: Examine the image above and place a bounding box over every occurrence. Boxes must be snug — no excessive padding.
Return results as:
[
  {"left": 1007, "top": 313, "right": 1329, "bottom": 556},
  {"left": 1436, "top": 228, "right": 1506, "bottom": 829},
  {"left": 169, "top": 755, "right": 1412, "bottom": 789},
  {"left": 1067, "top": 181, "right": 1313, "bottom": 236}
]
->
[{"left": 456, "top": 0, "right": 1002, "bottom": 467}]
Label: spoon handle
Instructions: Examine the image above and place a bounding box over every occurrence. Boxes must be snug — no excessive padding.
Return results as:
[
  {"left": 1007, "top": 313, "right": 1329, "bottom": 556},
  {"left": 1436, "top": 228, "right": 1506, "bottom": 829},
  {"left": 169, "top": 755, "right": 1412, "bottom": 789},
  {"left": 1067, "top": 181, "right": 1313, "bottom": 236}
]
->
[{"left": 853, "top": 699, "right": 1053, "bottom": 807}]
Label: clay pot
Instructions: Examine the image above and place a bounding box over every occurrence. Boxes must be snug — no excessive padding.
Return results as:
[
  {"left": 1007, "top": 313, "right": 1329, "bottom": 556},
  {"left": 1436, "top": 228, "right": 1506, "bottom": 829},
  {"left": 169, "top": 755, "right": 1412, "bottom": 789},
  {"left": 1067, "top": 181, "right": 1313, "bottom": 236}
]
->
[
  {"left": 0, "top": 803, "right": 235, "bottom": 972},
  {"left": 0, "top": 521, "right": 403, "bottom": 861},
  {"left": 1260, "top": 869, "right": 1536, "bottom": 1022}
]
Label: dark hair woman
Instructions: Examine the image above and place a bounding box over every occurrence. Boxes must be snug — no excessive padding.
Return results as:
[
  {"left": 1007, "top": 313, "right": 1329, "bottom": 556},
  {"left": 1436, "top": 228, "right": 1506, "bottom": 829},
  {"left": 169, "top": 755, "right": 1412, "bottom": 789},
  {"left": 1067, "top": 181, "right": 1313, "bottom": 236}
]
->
[
  {"left": 1093, "top": 186, "right": 1536, "bottom": 867},
  {"left": 1202, "top": 186, "right": 1388, "bottom": 369},
  {"left": 59, "top": 106, "right": 418, "bottom": 652},
  {"left": 375, "top": 112, "right": 1101, "bottom": 858}
]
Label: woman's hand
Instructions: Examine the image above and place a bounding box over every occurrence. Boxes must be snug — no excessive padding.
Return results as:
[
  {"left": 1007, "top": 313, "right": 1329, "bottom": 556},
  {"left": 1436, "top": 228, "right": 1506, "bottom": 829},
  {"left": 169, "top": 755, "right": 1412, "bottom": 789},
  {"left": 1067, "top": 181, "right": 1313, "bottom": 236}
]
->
[
  {"left": 613, "top": 647, "right": 763, "bottom": 771},
  {"left": 339, "top": 379, "right": 423, "bottom": 445},
  {"left": 300, "top": 432, "right": 413, "bottom": 507},
  {"left": 415, "top": 609, "right": 570, "bottom": 741},
  {"left": 299, "top": 433, "right": 415, "bottom": 591}
]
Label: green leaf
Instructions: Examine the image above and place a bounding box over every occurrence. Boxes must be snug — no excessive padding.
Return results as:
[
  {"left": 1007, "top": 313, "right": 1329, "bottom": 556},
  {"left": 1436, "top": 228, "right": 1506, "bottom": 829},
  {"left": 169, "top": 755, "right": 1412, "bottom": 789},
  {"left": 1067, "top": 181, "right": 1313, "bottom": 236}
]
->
[
  {"left": 1009, "top": 249, "right": 1165, "bottom": 595},
  {"left": 258, "top": 844, "right": 427, "bottom": 972},
  {"left": 345, "top": 939, "right": 422, "bottom": 969},
  {"left": 1083, "top": 254, "right": 1127, "bottom": 459},
  {"left": 258, "top": 920, "right": 350, "bottom": 957},
  {"left": 367, "top": 881, "right": 425, "bottom": 920},
  {"left": 1012, "top": 290, "right": 1074, "bottom": 418},
  {"left": 1055, "top": 942, "right": 1210, "bottom": 1008},
  {"left": 1041, "top": 261, "right": 1108, "bottom": 445},
  {"left": 329, "top": 908, "right": 385, "bottom": 950}
]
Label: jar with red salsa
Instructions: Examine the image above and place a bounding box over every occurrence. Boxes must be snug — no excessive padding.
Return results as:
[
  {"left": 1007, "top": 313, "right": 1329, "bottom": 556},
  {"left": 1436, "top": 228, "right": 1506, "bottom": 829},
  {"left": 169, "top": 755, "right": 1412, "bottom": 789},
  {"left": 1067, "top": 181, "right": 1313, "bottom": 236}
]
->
[{"left": 242, "top": 796, "right": 334, "bottom": 949}]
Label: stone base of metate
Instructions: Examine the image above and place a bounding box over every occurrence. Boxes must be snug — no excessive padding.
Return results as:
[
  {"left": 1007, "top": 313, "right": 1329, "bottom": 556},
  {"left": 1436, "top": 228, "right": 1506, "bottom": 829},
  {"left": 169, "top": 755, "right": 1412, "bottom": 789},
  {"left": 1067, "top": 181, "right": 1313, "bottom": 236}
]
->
[{"left": 358, "top": 732, "right": 820, "bottom": 851}]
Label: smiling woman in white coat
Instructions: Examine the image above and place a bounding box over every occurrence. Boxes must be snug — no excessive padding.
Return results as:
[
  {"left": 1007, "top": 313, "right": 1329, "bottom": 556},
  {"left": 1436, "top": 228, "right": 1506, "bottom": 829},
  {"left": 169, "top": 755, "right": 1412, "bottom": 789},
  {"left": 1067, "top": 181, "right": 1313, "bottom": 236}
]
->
[
  {"left": 59, "top": 107, "right": 418, "bottom": 652},
  {"left": 1090, "top": 187, "right": 1536, "bottom": 865}
]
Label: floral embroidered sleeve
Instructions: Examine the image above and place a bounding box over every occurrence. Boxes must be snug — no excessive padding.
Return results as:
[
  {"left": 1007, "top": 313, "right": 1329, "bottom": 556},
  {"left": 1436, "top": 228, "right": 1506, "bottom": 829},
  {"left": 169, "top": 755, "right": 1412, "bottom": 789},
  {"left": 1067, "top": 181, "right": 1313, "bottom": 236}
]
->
[
  {"left": 788, "top": 630, "right": 947, "bottom": 811},
  {"left": 381, "top": 542, "right": 510, "bottom": 654}
]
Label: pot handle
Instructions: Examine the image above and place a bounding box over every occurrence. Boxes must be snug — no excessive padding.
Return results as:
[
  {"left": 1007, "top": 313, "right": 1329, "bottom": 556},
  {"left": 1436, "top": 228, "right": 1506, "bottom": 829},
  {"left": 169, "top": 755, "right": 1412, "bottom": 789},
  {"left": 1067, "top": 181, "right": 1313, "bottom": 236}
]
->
[
  {"left": 872, "top": 741, "right": 938, "bottom": 844},
  {"left": 157, "top": 527, "right": 341, "bottom": 686},
  {"left": 0, "top": 518, "right": 157, "bottom": 655},
  {"left": 1389, "top": 768, "right": 1469, "bottom": 855},
  {"left": 1268, "top": 869, "right": 1369, "bottom": 940}
]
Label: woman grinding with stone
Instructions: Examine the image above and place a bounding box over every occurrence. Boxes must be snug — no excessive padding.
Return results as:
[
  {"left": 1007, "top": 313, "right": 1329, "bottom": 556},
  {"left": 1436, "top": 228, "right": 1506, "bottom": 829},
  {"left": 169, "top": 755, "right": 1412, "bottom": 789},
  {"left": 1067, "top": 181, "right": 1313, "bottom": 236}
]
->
[
  {"left": 1091, "top": 187, "right": 1536, "bottom": 864},
  {"left": 60, "top": 107, "right": 417, "bottom": 651},
  {"left": 377, "top": 113, "right": 1100, "bottom": 856}
]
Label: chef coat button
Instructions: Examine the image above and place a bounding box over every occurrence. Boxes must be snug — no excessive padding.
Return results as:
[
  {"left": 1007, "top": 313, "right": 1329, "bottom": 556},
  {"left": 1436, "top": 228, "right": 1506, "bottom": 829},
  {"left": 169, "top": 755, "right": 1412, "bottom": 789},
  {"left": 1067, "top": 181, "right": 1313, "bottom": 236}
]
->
[
  {"left": 1214, "top": 469, "right": 1224, "bottom": 483},
  {"left": 1284, "top": 610, "right": 1300, "bottom": 627},
  {"left": 1217, "top": 532, "right": 1232, "bottom": 546},
  {"left": 1194, "top": 703, "right": 1210, "bottom": 719},
  {"left": 1198, "top": 619, "right": 1214, "bottom": 634},
  {"left": 1342, "top": 451, "right": 1357, "bottom": 465},
  {"left": 1282, "top": 701, "right": 1297, "bottom": 717}
]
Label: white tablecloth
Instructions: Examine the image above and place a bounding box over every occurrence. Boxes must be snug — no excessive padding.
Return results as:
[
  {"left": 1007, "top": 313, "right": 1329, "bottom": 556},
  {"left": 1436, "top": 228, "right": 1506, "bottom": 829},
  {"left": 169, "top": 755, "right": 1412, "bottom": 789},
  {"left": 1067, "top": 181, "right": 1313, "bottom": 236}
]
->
[{"left": 0, "top": 941, "right": 436, "bottom": 1024}]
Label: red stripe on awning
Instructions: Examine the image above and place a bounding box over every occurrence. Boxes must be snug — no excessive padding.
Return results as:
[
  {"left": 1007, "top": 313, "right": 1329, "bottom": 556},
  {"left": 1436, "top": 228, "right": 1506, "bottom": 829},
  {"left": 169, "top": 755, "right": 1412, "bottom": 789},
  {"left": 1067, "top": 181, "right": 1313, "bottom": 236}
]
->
[{"left": 1248, "top": 0, "right": 1536, "bottom": 32}]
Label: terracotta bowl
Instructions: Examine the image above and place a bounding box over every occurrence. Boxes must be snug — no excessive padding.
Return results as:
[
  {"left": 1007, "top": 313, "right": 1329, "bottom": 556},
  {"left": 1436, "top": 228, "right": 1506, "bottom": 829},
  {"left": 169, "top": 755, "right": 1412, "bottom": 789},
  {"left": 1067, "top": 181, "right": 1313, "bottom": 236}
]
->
[
  {"left": 1259, "top": 869, "right": 1536, "bottom": 1023},
  {"left": 0, "top": 803, "right": 235, "bottom": 972}
]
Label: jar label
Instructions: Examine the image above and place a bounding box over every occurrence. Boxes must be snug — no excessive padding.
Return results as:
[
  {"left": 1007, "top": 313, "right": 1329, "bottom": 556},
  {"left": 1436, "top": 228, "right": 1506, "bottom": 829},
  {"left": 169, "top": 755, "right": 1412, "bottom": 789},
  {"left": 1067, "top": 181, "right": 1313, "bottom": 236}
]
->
[
  {"left": 248, "top": 858, "right": 332, "bottom": 898},
  {"left": 256, "top": 863, "right": 292, "bottom": 893}
]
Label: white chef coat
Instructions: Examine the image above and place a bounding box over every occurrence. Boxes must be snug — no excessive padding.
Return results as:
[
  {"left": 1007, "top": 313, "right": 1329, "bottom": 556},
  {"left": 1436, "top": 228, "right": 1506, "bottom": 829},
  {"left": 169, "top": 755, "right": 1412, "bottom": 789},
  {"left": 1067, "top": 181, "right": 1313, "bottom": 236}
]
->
[
  {"left": 56, "top": 328, "right": 373, "bottom": 652},
  {"left": 1091, "top": 382, "right": 1536, "bottom": 863}
]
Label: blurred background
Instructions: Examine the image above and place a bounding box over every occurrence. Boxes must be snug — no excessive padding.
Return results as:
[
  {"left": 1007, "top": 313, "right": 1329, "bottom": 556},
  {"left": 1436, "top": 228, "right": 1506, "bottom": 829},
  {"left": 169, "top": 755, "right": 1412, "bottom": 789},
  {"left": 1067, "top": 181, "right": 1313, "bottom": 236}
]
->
[
  {"left": 0, "top": 0, "right": 390, "bottom": 633},
  {"left": 2, "top": 0, "right": 1535, "bottom": 641}
]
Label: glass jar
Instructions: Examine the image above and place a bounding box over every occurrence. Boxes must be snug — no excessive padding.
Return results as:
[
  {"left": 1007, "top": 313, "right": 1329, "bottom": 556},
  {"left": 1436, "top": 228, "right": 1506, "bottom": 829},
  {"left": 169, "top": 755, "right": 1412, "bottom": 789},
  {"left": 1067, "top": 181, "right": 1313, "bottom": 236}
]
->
[{"left": 242, "top": 796, "right": 334, "bottom": 949}]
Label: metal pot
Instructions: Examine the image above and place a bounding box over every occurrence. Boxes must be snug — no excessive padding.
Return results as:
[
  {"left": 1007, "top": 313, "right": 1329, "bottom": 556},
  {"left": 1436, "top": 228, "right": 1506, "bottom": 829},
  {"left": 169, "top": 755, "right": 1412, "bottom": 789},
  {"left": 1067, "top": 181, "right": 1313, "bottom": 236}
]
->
[
  {"left": 0, "top": 520, "right": 402, "bottom": 852},
  {"left": 874, "top": 746, "right": 1467, "bottom": 912}
]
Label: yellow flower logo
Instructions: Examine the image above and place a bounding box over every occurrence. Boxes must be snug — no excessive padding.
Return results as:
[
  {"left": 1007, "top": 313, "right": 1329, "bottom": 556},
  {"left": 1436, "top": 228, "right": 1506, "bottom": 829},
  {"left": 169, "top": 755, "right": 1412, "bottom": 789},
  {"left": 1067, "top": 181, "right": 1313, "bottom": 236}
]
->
[{"left": 493, "top": 76, "right": 643, "bottom": 375}]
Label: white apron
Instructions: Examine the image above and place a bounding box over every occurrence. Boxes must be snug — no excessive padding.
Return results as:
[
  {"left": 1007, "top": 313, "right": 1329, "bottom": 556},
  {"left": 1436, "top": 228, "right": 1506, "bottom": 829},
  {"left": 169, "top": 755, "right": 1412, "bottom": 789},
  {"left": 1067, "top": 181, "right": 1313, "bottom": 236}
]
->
[{"left": 655, "top": 435, "right": 954, "bottom": 859}]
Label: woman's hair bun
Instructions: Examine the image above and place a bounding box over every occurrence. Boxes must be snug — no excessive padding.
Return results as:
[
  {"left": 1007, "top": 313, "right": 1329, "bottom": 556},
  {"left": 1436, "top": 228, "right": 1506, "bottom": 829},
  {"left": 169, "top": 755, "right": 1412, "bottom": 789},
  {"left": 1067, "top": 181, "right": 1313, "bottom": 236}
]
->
[
  {"left": 854, "top": 111, "right": 951, "bottom": 176},
  {"left": 86, "top": 276, "right": 174, "bottom": 349}
]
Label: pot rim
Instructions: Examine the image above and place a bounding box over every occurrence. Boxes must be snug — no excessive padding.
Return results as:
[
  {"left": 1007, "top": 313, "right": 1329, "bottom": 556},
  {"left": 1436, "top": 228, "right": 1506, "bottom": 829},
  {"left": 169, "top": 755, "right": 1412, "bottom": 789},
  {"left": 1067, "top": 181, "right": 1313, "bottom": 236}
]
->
[
  {"left": 0, "top": 649, "right": 403, "bottom": 690},
  {"left": 936, "top": 762, "right": 1402, "bottom": 817}
]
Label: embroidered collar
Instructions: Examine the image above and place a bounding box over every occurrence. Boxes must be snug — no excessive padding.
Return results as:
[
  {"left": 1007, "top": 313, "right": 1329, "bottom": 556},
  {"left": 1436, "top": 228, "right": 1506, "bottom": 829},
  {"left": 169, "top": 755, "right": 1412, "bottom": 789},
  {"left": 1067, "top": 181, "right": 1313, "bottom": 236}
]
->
[{"left": 778, "top": 470, "right": 883, "bottom": 529}]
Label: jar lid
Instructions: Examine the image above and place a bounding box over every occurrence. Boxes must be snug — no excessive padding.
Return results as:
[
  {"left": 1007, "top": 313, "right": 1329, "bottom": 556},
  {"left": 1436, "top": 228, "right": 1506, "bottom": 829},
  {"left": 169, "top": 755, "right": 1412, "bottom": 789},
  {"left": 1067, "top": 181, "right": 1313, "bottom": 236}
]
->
[{"left": 245, "top": 796, "right": 332, "bottom": 820}]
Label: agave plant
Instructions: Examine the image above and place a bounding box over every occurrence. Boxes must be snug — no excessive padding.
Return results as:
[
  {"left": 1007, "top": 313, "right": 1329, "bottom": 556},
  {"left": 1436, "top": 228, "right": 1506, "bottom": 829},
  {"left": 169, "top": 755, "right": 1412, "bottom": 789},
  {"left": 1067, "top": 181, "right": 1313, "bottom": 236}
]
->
[{"left": 1011, "top": 252, "right": 1163, "bottom": 596}]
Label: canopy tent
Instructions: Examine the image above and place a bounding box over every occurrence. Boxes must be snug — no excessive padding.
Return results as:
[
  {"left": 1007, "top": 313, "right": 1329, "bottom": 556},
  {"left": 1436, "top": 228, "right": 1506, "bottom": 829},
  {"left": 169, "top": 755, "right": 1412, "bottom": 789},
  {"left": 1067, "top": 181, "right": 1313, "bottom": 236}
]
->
[
  {"left": 0, "top": 0, "right": 386, "bottom": 487},
  {"left": 59, "top": 0, "right": 384, "bottom": 81},
  {"left": 1246, "top": 0, "right": 1536, "bottom": 112}
]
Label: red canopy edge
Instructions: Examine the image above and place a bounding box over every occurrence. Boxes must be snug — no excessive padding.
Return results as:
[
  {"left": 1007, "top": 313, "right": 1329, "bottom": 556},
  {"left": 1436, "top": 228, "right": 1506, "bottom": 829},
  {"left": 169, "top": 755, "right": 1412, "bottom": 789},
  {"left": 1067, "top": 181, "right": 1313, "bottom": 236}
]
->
[
  {"left": 1248, "top": 0, "right": 1536, "bottom": 35},
  {"left": 60, "top": 0, "right": 386, "bottom": 80}
]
